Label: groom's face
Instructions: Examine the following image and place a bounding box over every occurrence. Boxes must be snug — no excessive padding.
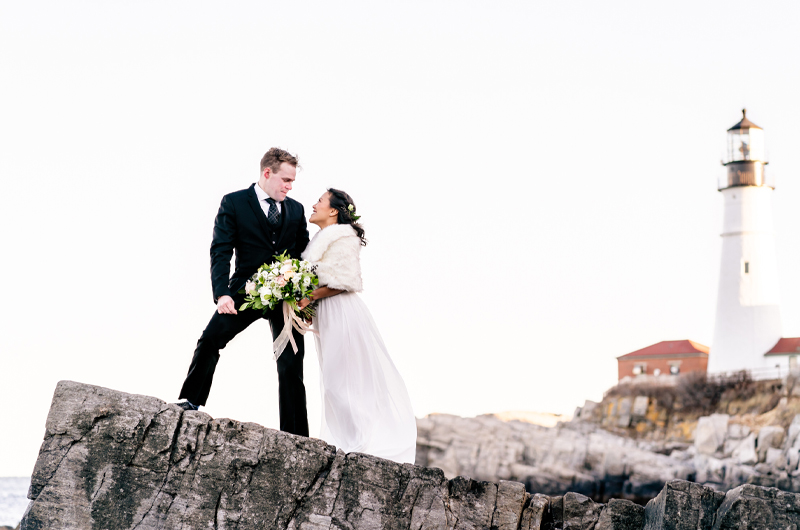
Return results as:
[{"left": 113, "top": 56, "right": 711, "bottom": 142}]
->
[{"left": 263, "top": 162, "right": 297, "bottom": 202}]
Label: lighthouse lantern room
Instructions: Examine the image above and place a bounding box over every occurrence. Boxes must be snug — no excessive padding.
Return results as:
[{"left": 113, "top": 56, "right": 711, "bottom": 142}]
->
[{"left": 722, "top": 110, "right": 768, "bottom": 188}]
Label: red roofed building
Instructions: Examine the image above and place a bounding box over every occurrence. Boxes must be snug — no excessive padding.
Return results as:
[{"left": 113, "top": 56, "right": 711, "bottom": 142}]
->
[
  {"left": 764, "top": 338, "right": 800, "bottom": 373},
  {"left": 617, "top": 340, "right": 710, "bottom": 381}
]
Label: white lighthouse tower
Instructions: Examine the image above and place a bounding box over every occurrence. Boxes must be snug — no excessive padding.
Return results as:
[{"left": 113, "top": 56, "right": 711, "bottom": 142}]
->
[{"left": 708, "top": 110, "right": 783, "bottom": 375}]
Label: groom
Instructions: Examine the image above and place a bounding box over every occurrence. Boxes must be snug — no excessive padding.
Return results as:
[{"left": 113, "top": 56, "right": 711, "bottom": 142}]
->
[{"left": 177, "top": 147, "right": 311, "bottom": 437}]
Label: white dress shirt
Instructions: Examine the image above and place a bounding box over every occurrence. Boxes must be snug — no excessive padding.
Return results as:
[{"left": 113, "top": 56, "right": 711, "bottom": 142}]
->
[{"left": 254, "top": 183, "right": 282, "bottom": 217}]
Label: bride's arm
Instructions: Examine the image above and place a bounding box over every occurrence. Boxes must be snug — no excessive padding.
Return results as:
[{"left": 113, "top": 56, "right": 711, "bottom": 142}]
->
[
  {"left": 298, "top": 286, "right": 343, "bottom": 309},
  {"left": 311, "top": 286, "right": 343, "bottom": 301}
]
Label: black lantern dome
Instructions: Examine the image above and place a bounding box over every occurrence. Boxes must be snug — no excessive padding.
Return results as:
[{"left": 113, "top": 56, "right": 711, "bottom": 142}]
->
[{"left": 727, "top": 108, "right": 762, "bottom": 133}]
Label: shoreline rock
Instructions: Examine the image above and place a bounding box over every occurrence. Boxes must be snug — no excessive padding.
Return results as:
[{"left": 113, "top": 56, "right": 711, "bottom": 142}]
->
[
  {"left": 416, "top": 413, "right": 695, "bottom": 504},
  {"left": 415, "top": 392, "right": 800, "bottom": 505}
]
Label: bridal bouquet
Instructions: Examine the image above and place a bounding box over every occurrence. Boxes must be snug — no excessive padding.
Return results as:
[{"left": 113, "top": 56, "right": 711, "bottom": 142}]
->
[
  {"left": 239, "top": 251, "right": 318, "bottom": 318},
  {"left": 239, "top": 252, "right": 319, "bottom": 359}
]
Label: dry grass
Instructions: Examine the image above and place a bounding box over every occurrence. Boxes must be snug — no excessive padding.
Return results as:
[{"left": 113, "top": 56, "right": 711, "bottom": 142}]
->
[
  {"left": 601, "top": 372, "right": 793, "bottom": 441},
  {"left": 607, "top": 371, "right": 780, "bottom": 415}
]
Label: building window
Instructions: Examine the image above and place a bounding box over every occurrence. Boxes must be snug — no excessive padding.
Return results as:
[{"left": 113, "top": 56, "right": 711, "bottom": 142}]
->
[
  {"left": 633, "top": 363, "right": 646, "bottom": 376},
  {"left": 744, "top": 261, "right": 750, "bottom": 274},
  {"left": 668, "top": 361, "right": 681, "bottom": 375}
]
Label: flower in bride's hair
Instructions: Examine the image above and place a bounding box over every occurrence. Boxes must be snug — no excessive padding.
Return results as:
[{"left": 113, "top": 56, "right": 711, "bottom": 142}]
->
[{"left": 344, "top": 204, "right": 361, "bottom": 221}]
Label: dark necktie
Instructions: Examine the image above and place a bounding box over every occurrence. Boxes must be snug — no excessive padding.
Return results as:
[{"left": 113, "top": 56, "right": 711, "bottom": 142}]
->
[{"left": 265, "top": 198, "right": 280, "bottom": 228}]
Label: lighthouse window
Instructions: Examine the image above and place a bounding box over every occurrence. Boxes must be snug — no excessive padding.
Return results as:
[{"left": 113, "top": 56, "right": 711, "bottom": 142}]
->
[{"left": 744, "top": 262, "right": 750, "bottom": 274}]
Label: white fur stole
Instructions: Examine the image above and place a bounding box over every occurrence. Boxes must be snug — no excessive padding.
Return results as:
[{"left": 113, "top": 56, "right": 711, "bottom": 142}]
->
[{"left": 301, "top": 224, "right": 363, "bottom": 292}]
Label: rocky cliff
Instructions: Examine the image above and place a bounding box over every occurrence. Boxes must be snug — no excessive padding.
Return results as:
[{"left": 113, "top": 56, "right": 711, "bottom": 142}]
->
[
  {"left": 413, "top": 375, "right": 800, "bottom": 506},
  {"left": 19, "top": 381, "right": 800, "bottom": 529}
]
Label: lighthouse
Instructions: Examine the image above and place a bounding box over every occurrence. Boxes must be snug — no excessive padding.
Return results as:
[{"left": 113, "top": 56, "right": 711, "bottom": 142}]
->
[{"left": 708, "top": 110, "right": 783, "bottom": 375}]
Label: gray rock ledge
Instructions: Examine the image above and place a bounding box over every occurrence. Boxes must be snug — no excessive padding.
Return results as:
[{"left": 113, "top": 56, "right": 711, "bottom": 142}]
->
[{"left": 19, "top": 381, "right": 800, "bottom": 529}]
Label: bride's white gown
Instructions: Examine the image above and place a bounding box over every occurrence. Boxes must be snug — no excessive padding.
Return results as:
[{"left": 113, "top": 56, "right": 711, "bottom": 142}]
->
[
  {"left": 313, "top": 293, "right": 417, "bottom": 464},
  {"left": 302, "top": 223, "right": 416, "bottom": 464}
]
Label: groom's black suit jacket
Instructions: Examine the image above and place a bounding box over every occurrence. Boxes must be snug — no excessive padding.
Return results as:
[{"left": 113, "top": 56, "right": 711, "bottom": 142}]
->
[{"left": 210, "top": 183, "right": 310, "bottom": 303}]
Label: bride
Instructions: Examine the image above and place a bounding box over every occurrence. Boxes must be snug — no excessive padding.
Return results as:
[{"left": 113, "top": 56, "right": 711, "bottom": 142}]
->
[{"left": 298, "top": 188, "right": 417, "bottom": 464}]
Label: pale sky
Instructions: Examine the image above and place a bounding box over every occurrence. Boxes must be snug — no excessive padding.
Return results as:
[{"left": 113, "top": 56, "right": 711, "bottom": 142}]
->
[{"left": 2, "top": 1, "right": 799, "bottom": 477}]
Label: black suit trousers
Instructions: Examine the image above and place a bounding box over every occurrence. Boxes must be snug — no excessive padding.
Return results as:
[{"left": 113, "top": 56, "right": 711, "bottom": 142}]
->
[{"left": 178, "top": 293, "right": 309, "bottom": 437}]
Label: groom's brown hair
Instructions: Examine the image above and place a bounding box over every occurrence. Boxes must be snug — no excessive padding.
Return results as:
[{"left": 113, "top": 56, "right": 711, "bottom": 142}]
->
[{"left": 260, "top": 148, "right": 299, "bottom": 174}]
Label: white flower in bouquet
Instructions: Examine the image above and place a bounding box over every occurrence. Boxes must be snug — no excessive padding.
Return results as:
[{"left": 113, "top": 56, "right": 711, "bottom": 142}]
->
[
  {"left": 283, "top": 270, "right": 295, "bottom": 280},
  {"left": 258, "top": 284, "right": 270, "bottom": 293}
]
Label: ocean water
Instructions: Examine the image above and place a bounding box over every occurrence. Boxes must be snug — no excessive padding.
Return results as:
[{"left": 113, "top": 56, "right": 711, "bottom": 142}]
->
[{"left": 0, "top": 477, "right": 30, "bottom": 527}]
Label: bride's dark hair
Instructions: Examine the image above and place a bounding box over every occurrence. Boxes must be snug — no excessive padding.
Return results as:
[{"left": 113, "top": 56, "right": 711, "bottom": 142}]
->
[{"left": 327, "top": 188, "right": 367, "bottom": 246}]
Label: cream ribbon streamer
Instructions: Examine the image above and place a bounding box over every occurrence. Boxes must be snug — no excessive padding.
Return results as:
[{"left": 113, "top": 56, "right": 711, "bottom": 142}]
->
[{"left": 272, "top": 301, "right": 318, "bottom": 360}]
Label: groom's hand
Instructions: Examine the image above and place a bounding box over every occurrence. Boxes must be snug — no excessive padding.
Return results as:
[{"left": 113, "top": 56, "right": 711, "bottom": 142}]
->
[{"left": 217, "top": 295, "right": 237, "bottom": 315}]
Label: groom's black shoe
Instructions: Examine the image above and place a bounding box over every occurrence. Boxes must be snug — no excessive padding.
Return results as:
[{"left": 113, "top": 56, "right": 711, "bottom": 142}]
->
[{"left": 175, "top": 401, "right": 199, "bottom": 411}]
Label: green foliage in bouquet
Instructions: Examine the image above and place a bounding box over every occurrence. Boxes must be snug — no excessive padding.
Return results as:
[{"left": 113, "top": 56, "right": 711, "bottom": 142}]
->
[{"left": 238, "top": 251, "right": 319, "bottom": 320}]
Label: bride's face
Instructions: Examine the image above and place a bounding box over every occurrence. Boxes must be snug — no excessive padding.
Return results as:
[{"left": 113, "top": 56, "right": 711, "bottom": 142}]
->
[{"left": 309, "top": 193, "right": 338, "bottom": 227}]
